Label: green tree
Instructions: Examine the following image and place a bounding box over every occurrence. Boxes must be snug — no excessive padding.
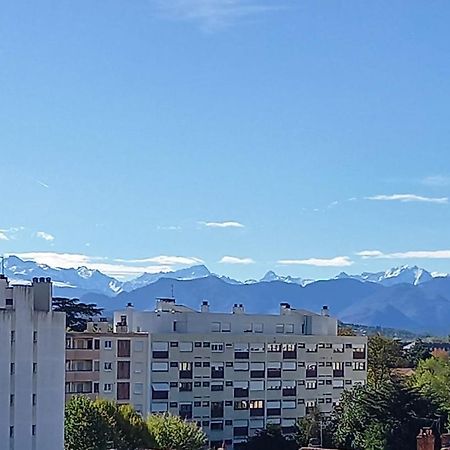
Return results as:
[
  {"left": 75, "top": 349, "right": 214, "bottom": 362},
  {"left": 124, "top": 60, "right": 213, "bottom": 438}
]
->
[
  {"left": 333, "top": 380, "right": 443, "bottom": 450},
  {"left": 53, "top": 297, "right": 103, "bottom": 331},
  {"left": 243, "top": 424, "right": 297, "bottom": 450},
  {"left": 412, "top": 355, "right": 450, "bottom": 413},
  {"left": 367, "top": 335, "right": 405, "bottom": 387},
  {"left": 147, "top": 413, "right": 207, "bottom": 450},
  {"left": 64, "top": 395, "right": 110, "bottom": 450},
  {"left": 404, "top": 340, "right": 431, "bottom": 368}
]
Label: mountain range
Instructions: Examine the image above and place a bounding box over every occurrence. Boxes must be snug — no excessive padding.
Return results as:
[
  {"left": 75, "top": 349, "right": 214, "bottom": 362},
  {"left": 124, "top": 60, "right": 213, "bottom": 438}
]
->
[{"left": 4, "top": 255, "right": 450, "bottom": 334}]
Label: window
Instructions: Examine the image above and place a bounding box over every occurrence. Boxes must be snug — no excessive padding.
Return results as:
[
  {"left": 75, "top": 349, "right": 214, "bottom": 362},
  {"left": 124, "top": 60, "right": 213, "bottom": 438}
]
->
[
  {"left": 234, "top": 343, "right": 249, "bottom": 359},
  {"left": 267, "top": 400, "right": 281, "bottom": 416},
  {"left": 32, "top": 425, "right": 36, "bottom": 436},
  {"left": 249, "top": 380, "right": 264, "bottom": 391},
  {"left": 250, "top": 362, "right": 265, "bottom": 378},
  {"left": 134, "top": 341, "right": 144, "bottom": 352},
  {"left": 281, "top": 418, "right": 296, "bottom": 434},
  {"left": 254, "top": 323, "right": 263, "bottom": 333},
  {"left": 104, "top": 384, "right": 112, "bottom": 392},
  {"left": 211, "top": 381, "right": 224, "bottom": 392},
  {"left": 152, "top": 403, "right": 168, "bottom": 413},
  {"left": 117, "top": 382, "right": 130, "bottom": 400},
  {"left": 33, "top": 363, "right": 37, "bottom": 374},
  {"left": 234, "top": 400, "right": 249, "bottom": 410},
  {"left": 93, "top": 383, "right": 99, "bottom": 393},
  {"left": 285, "top": 324, "right": 294, "bottom": 333},
  {"left": 353, "top": 361, "right": 366, "bottom": 371},
  {"left": 353, "top": 344, "right": 366, "bottom": 359},
  {"left": 10, "top": 394, "right": 14, "bottom": 406},
  {"left": 117, "top": 361, "right": 130, "bottom": 379},
  {"left": 306, "top": 363, "right": 317, "bottom": 377},
  {"left": 152, "top": 362, "right": 168, "bottom": 372},
  {"left": 134, "top": 383, "right": 144, "bottom": 395},
  {"left": 94, "top": 339, "right": 100, "bottom": 350},
  {"left": 179, "top": 362, "right": 193, "bottom": 379},
  {"left": 32, "top": 394, "right": 36, "bottom": 406},
  {"left": 282, "top": 400, "right": 296, "bottom": 409},
  {"left": 10, "top": 426, "right": 14, "bottom": 438},
  {"left": 152, "top": 383, "right": 169, "bottom": 399},
  {"left": 333, "top": 362, "right": 344, "bottom": 377},
  {"left": 33, "top": 331, "right": 37, "bottom": 343},
  {"left": 306, "top": 380, "right": 317, "bottom": 390},
  {"left": 180, "top": 342, "right": 193, "bottom": 352},
  {"left": 211, "top": 322, "right": 221, "bottom": 332},
  {"left": 104, "top": 362, "right": 112, "bottom": 371},
  {"left": 282, "top": 361, "right": 296, "bottom": 371},
  {"left": 267, "top": 362, "right": 281, "bottom": 378},
  {"left": 134, "top": 362, "right": 143, "bottom": 373},
  {"left": 250, "top": 343, "right": 265, "bottom": 353},
  {"left": 211, "top": 420, "right": 224, "bottom": 431},
  {"left": 333, "top": 379, "right": 344, "bottom": 389},
  {"left": 234, "top": 381, "right": 249, "bottom": 398},
  {"left": 282, "top": 343, "right": 297, "bottom": 359},
  {"left": 249, "top": 400, "right": 264, "bottom": 416},
  {"left": 233, "top": 420, "right": 249, "bottom": 437},
  {"left": 333, "top": 343, "right": 344, "bottom": 353},
  {"left": 234, "top": 362, "right": 249, "bottom": 371},
  {"left": 282, "top": 380, "right": 296, "bottom": 396},
  {"left": 222, "top": 322, "right": 231, "bottom": 332},
  {"left": 306, "top": 344, "right": 317, "bottom": 352},
  {"left": 10, "top": 363, "right": 15, "bottom": 374},
  {"left": 211, "top": 343, "right": 224, "bottom": 352},
  {"left": 211, "top": 362, "right": 224, "bottom": 379},
  {"left": 276, "top": 324, "right": 284, "bottom": 333},
  {"left": 179, "top": 382, "right": 192, "bottom": 392},
  {"left": 104, "top": 340, "right": 112, "bottom": 349},
  {"left": 267, "top": 380, "right": 281, "bottom": 390},
  {"left": 10, "top": 330, "right": 15, "bottom": 343},
  {"left": 211, "top": 401, "right": 224, "bottom": 418},
  {"left": 267, "top": 343, "right": 281, "bottom": 352},
  {"left": 152, "top": 342, "right": 169, "bottom": 359}
]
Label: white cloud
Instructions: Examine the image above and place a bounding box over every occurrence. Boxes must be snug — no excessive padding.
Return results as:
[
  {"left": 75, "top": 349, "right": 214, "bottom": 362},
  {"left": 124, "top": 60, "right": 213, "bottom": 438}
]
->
[
  {"left": 357, "top": 249, "right": 450, "bottom": 260},
  {"left": 11, "top": 252, "right": 180, "bottom": 280},
  {"left": 278, "top": 256, "right": 354, "bottom": 267},
  {"left": 0, "top": 227, "right": 24, "bottom": 241},
  {"left": 36, "top": 180, "right": 49, "bottom": 189},
  {"left": 36, "top": 231, "right": 55, "bottom": 241},
  {"left": 365, "top": 194, "right": 448, "bottom": 204},
  {"left": 421, "top": 175, "right": 450, "bottom": 187},
  {"left": 200, "top": 221, "right": 245, "bottom": 228},
  {"left": 219, "top": 256, "right": 255, "bottom": 265},
  {"left": 0, "top": 232, "right": 9, "bottom": 240},
  {"left": 154, "top": 0, "right": 283, "bottom": 31},
  {"left": 114, "top": 255, "right": 204, "bottom": 265}
]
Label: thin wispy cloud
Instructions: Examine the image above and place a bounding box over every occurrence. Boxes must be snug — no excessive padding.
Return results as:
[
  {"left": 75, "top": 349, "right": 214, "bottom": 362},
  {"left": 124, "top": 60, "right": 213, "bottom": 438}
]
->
[
  {"left": 36, "top": 180, "right": 49, "bottom": 189},
  {"left": 0, "top": 226, "right": 24, "bottom": 241},
  {"left": 35, "top": 231, "right": 55, "bottom": 242},
  {"left": 154, "top": 0, "right": 284, "bottom": 31},
  {"left": 278, "top": 256, "right": 354, "bottom": 267},
  {"left": 115, "top": 255, "right": 204, "bottom": 265},
  {"left": 219, "top": 256, "right": 255, "bottom": 264},
  {"left": 11, "top": 252, "right": 194, "bottom": 280},
  {"left": 200, "top": 221, "right": 245, "bottom": 228},
  {"left": 0, "top": 231, "right": 8, "bottom": 240},
  {"left": 357, "top": 249, "right": 450, "bottom": 260},
  {"left": 365, "top": 194, "right": 448, "bottom": 204},
  {"left": 421, "top": 175, "right": 450, "bottom": 187}
]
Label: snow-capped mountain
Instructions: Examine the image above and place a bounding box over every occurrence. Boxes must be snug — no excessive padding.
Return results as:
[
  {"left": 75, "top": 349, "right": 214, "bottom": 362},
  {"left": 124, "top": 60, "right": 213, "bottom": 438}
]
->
[
  {"left": 3, "top": 255, "right": 122, "bottom": 297},
  {"left": 335, "top": 265, "right": 445, "bottom": 286},
  {"left": 121, "top": 265, "right": 211, "bottom": 292},
  {"left": 259, "top": 270, "right": 314, "bottom": 286}
]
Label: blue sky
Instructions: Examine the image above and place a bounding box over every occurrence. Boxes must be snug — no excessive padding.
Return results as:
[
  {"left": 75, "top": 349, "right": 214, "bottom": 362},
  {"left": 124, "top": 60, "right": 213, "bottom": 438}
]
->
[{"left": 1, "top": 0, "right": 450, "bottom": 280}]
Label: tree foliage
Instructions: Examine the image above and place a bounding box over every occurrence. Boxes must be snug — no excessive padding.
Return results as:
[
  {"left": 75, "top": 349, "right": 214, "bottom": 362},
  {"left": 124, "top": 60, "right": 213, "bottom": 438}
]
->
[
  {"left": 412, "top": 355, "right": 450, "bottom": 414},
  {"left": 367, "top": 335, "right": 405, "bottom": 387},
  {"left": 147, "top": 413, "right": 207, "bottom": 450},
  {"left": 53, "top": 297, "right": 103, "bottom": 331},
  {"left": 242, "top": 424, "right": 297, "bottom": 450},
  {"left": 333, "top": 380, "right": 444, "bottom": 450},
  {"left": 65, "top": 396, "right": 150, "bottom": 450}
]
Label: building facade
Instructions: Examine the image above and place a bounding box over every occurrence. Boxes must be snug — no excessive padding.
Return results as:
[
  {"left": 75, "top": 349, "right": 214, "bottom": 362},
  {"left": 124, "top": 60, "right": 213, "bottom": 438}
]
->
[
  {"left": 0, "top": 276, "right": 65, "bottom": 450},
  {"left": 66, "top": 298, "right": 367, "bottom": 449}
]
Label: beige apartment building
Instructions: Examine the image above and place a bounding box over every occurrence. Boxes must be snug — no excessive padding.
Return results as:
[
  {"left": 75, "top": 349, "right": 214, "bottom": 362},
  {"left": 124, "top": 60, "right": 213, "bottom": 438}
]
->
[{"left": 65, "top": 298, "right": 367, "bottom": 449}]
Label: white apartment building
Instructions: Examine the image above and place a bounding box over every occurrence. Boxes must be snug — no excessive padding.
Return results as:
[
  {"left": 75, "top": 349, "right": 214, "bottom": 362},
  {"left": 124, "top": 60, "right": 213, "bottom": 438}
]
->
[
  {"left": 0, "top": 276, "right": 66, "bottom": 450},
  {"left": 106, "top": 298, "right": 368, "bottom": 449}
]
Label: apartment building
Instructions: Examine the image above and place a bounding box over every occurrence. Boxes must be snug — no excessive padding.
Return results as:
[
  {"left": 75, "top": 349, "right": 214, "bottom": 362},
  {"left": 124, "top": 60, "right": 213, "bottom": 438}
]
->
[
  {"left": 65, "top": 320, "right": 150, "bottom": 414},
  {"left": 109, "top": 298, "right": 367, "bottom": 449},
  {"left": 0, "top": 276, "right": 65, "bottom": 450}
]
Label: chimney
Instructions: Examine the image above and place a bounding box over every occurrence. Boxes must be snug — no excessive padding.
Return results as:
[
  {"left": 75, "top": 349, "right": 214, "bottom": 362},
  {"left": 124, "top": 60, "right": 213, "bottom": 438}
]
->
[
  {"left": 417, "top": 428, "right": 435, "bottom": 450},
  {"left": 126, "top": 302, "right": 134, "bottom": 309},
  {"left": 201, "top": 300, "right": 209, "bottom": 313},
  {"left": 232, "top": 304, "right": 245, "bottom": 314},
  {"left": 32, "top": 277, "right": 52, "bottom": 312},
  {"left": 321, "top": 305, "right": 330, "bottom": 317},
  {"left": 280, "top": 302, "right": 291, "bottom": 314}
]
